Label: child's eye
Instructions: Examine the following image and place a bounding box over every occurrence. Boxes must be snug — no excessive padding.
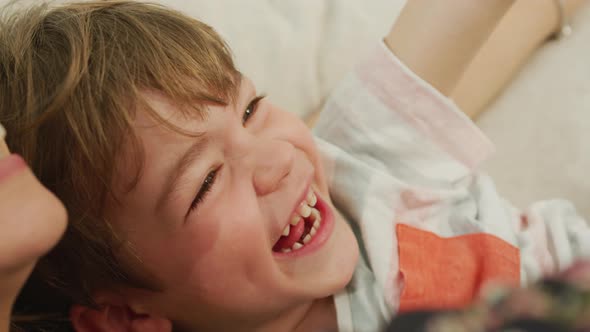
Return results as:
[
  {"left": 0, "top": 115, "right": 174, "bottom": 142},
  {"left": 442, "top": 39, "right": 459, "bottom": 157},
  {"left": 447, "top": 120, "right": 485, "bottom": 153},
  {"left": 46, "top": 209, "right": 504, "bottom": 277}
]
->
[
  {"left": 188, "top": 168, "right": 219, "bottom": 214},
  {"left": 242, "top": 95, "right": 265, "bottom": 124}
]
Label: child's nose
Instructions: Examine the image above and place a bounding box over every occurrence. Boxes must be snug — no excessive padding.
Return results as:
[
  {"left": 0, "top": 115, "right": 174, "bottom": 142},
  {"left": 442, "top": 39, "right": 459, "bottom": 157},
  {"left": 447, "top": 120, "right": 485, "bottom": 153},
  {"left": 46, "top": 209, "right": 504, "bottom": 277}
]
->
[{"left": 252, "top": 140, "right": 295, "bottom": 196}]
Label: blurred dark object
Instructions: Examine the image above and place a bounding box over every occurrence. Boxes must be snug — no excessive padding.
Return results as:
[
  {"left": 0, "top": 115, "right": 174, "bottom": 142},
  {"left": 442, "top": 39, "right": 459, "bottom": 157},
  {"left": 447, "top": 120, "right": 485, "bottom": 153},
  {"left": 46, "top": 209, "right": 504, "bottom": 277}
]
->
[
  {"left": 386, "top": 261, "right": 590, "bottom": 332},
  {"left": 10, "top": 273, "right": 74, "bottom": 332}
]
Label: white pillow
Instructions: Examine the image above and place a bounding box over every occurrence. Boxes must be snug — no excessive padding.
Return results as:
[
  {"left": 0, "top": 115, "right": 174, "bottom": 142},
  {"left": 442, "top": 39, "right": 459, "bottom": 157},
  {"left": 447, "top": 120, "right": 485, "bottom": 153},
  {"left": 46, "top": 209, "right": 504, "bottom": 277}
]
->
[{"left": 157, "top": 0, "right": 405, "bottom": 117}]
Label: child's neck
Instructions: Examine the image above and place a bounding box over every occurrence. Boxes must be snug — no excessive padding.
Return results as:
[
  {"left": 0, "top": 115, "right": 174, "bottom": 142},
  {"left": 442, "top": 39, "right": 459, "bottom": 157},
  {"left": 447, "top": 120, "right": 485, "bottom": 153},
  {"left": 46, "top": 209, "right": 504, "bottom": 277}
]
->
[
  {"left": 260, "top": 296, "right": 337, "bottom": 332},
  {"left": 287, "top": 296, "right": 338, "bottom": 332}
]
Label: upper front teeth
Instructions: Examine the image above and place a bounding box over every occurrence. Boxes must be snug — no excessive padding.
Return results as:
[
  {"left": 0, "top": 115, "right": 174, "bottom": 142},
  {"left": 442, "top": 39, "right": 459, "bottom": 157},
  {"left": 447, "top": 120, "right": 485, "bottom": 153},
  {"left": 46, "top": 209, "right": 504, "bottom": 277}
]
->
[
  {"left": 313, "top": 219, "right": 320, "bottom": 229},
  {"left": 295, "top": 188, "right": 317, "bottom": 219},
  {"left": 298, "top": 203, "right": 312, "bottom": 218},
  {"left": 309, "top": 208, "right": 320, "bottom": 222},
  {"left": 306, "top": 191, "right": 317, "bottom": 207}
]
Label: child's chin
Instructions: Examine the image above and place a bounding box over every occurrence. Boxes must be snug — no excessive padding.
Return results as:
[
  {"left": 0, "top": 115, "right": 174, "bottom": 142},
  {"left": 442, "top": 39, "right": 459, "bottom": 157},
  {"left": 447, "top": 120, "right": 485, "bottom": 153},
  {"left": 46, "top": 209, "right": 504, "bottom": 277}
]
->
[{"left": 328, "top": 212, "right": 360, "bottom": 287}]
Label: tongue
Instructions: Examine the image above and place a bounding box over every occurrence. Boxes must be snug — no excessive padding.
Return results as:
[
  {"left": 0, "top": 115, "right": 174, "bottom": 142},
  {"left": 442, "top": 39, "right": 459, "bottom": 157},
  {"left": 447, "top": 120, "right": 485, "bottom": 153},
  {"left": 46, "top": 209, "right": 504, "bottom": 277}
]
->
[{"left": 273, "top": 220, "right": 305, "bottom": 251}]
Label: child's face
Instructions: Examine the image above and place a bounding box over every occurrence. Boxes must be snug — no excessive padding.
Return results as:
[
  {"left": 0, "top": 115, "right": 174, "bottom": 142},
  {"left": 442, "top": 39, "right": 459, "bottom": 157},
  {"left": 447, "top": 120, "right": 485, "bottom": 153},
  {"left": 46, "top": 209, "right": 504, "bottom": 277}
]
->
[{"left": 108, "top": 77, "right": 359, "bottom": 328}]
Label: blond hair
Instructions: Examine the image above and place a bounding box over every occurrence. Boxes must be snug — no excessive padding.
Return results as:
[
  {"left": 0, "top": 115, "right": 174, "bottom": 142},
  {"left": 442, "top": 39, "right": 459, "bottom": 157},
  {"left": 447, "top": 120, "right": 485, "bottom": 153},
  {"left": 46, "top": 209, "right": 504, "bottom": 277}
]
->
[{"left": 0, "top": 0, "right": 240, "bottom": 318}]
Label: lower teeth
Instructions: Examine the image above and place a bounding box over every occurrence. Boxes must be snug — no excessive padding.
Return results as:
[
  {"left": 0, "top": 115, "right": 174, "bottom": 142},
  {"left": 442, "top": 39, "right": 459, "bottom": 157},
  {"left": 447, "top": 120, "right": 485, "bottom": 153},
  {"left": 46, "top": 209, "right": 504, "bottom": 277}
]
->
[{"left": 291, "top": 219, "right": 321, "bottom": 251}]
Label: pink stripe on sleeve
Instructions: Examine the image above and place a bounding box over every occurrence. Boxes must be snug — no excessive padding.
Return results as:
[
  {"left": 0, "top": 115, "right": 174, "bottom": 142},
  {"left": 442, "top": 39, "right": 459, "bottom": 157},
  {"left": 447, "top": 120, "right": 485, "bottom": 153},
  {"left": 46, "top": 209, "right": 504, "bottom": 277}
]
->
[{"left": 354, "top": 43, "right": 495, "bottom": 170}]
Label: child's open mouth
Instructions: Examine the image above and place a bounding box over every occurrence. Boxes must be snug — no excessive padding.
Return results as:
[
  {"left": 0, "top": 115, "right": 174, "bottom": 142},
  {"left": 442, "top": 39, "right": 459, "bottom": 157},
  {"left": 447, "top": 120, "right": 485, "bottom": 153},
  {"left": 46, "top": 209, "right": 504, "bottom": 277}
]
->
[{"left": 272, "top": 188, "right": 322, "bottom": 253}]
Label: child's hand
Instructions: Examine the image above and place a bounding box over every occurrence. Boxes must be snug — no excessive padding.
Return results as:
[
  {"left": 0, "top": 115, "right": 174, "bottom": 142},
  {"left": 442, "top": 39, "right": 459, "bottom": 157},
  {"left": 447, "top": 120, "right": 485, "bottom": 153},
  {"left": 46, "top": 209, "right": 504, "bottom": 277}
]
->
[{"left": 384, "top": 0, "right": 515, "bottom": 95}]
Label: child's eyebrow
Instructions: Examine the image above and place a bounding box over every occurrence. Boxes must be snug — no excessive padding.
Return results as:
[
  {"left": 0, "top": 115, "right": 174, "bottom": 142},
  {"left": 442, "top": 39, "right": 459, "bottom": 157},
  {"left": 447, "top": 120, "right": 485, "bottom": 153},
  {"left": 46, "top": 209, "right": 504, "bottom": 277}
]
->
[{"left": 156, "top": 134, "right": 209, "bottom": 212}]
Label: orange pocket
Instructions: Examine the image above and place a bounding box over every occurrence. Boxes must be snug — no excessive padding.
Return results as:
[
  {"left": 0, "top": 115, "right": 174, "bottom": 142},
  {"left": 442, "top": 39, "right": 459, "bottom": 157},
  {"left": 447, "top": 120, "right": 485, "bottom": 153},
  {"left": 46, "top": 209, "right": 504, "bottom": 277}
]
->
[{"left": 397, "top": 224, "right": 520, "bottom": 312}]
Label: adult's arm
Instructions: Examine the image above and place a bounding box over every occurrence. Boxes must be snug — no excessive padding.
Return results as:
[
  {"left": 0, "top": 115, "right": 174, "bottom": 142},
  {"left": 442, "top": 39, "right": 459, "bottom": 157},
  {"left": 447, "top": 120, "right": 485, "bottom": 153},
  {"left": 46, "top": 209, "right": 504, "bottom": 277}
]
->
[
  {"left": 451, "top": 0, "right": 587, "bottom": 118},
  {"left": 384, "top": 0, "right": 515, "bottom": 96}
]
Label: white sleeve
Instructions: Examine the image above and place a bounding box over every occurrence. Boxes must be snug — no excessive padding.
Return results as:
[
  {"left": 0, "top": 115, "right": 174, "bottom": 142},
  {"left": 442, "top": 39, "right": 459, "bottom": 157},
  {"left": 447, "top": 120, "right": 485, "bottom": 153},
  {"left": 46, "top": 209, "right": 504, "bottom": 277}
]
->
[
  {"left": 517, "top": 199, "right": 590, "bottom": 283},
  {"left": 313, "top": 42, "right": 590, "bottom": 290},
  {"left": 314, "top": 42, "right": 495, "bottom": 188}
]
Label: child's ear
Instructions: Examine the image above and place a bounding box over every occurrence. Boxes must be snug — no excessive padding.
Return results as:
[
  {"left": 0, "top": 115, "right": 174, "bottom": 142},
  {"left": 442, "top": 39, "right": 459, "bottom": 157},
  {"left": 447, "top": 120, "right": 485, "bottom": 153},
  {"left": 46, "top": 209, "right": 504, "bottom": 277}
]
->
[{"left": 70, "top": 303, "right": 172, "bottom": 332}]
